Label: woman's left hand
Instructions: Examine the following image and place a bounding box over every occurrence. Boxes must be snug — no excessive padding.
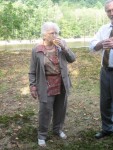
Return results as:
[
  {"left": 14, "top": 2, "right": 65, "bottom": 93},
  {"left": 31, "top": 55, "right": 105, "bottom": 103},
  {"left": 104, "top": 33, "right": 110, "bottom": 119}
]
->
[{"left": 53, "top": 38, "right": 67, "bottom": 50}]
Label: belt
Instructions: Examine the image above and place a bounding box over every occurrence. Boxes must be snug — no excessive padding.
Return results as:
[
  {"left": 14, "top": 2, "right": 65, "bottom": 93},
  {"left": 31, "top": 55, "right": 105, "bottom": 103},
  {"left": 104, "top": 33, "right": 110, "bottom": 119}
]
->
[
  {"left": 103, "top": 67, "right": 113, "bottom": 71},
  {"left": 46, "top": 74, "right": 61, "bottom": 76}
]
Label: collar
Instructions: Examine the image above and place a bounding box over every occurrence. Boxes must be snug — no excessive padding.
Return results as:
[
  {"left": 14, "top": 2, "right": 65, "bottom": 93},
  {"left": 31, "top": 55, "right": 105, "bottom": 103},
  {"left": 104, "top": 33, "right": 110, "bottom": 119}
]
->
[
  {"left": 35, "top": 45, "right": 46, "bottom": 54},
  {"left": 35, "top": 44, "right": 61, "bottom": 54}
]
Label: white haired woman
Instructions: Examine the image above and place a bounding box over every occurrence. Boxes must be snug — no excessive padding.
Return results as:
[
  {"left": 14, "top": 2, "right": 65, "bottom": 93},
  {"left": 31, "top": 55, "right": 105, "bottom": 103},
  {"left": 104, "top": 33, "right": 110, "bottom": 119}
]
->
[{"left": 29, "top": 22, "right": 76, "bottom": 147}]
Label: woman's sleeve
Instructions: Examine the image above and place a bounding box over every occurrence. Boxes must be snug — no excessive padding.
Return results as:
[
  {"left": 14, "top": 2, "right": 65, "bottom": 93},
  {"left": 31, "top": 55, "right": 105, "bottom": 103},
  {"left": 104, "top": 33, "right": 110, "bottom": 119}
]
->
[{"left": 29, "top": 48, "right": 37, "bottom": 87}]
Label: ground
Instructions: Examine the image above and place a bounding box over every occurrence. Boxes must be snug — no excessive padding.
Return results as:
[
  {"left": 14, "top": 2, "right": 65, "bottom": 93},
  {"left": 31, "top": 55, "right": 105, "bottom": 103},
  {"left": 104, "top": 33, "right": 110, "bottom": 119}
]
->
[{"left": 0, "top": 48, "right": 113, "bottom": 150}]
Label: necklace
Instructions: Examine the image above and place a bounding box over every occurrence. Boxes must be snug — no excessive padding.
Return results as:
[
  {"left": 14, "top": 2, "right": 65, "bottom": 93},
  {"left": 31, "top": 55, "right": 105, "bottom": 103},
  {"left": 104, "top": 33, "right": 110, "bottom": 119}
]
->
[
  {"left": 44, "top": 45, "right": 55, "bottom": 50},
  {"left": 43, "top": 40, "right": 55, "bottom": 50}
]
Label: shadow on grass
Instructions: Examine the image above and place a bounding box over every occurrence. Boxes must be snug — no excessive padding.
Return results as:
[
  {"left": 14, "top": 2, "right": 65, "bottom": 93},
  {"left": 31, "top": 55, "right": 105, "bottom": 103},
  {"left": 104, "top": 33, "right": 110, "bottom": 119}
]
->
[
  {"left": 1, "top": 49, "right": 113, "bottom": 150},
  {"left": 59, "top": 129, "right": 113, "bottom": 150},
  {"left": 17, "top": 128, "right": 113, "bottom": 150},
  {"left": 1, "top": 107, "right": 112, "bottom": 149}
]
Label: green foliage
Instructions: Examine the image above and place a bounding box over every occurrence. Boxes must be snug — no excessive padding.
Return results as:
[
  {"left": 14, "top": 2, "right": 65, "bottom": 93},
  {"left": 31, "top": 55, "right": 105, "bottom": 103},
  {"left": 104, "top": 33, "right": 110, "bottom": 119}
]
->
[
  {"left": 0, "top": 2, "right": 27, "bottom": 39},
  {"left": 0, "top": 0, "right": 109, "bottom": 40}
]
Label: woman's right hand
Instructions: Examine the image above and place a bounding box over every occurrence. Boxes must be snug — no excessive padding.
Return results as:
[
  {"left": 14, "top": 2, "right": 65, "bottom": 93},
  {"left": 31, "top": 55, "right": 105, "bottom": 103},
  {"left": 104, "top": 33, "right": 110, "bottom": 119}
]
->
[{"left": 30, "top": 86, "right": 38, "bottom": 99}]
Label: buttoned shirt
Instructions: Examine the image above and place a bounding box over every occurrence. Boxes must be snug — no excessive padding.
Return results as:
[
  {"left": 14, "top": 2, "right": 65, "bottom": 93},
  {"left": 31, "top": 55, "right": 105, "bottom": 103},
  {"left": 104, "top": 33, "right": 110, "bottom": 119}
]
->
[
  {"left": 44, "top": 48, "right": 61, "bottom": 96},
  {"left": 90, "top": 23, "right": 113, "bottom": 67}
]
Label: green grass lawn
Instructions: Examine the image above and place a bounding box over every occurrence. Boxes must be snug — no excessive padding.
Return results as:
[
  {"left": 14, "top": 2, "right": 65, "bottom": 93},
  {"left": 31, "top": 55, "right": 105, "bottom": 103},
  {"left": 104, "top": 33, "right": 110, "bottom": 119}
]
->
[{"left": 0, "top": 49, "right": 113, "bottom": 150}]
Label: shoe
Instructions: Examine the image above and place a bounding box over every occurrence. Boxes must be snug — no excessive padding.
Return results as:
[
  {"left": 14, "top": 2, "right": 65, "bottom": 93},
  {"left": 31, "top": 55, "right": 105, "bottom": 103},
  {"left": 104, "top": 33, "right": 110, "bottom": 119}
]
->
[
  {"left": 59, "top": 131, "right": 67, "bottom": 139},
  {"left": 95, "top": 131, "right": 112, "bottom": 139},
  {"left": 38, "top": 139, "right": 46, "bottom": 147}
]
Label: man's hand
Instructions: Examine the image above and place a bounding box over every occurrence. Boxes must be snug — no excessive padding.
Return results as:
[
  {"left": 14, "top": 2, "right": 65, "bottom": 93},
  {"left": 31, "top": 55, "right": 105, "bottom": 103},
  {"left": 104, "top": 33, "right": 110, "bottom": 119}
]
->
[{"left": 102, "top": 37, "right": 113, "bottom": 49}]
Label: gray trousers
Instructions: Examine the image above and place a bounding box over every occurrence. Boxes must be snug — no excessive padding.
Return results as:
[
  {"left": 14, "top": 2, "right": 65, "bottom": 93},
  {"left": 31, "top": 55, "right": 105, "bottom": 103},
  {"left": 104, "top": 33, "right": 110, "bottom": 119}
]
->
[
  {"left": 38, "top": 92, "right": 67, "bottom": 140},
  {"left": 100, "top": 67, "right": 113, "bottom": 132}
]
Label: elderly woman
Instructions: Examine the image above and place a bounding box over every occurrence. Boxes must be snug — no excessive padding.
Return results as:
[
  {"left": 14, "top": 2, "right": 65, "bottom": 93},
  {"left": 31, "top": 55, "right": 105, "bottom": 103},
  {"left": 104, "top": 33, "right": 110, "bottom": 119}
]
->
[{"left": 29, "top": 22, "right": 75, "bottom": 147}]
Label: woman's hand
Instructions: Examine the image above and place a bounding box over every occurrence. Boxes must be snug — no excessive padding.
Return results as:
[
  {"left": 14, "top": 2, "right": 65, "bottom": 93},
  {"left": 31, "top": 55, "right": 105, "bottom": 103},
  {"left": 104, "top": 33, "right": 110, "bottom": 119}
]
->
[
  {"left": 30, "top": 86, "right": 38, "bottom": 99},
  {"left": 53, "top": 38, "right": 67, "bottom": 50}
]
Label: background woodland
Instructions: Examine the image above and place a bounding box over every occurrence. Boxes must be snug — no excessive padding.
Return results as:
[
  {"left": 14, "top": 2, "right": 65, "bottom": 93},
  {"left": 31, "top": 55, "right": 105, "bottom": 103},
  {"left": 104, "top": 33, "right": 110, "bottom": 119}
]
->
[{"left": 0, "top": 0, "right": 108, "bottom": 40}]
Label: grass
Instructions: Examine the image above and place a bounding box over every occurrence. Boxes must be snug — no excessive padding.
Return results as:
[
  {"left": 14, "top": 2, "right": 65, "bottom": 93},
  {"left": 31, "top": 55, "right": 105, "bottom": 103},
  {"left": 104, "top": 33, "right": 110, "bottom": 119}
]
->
[
  {"left": 0, "top": 48, "right": 113, "bottom": 150},
  {"left": 0, "top": 109, "right": 35, "bottom": 127}
]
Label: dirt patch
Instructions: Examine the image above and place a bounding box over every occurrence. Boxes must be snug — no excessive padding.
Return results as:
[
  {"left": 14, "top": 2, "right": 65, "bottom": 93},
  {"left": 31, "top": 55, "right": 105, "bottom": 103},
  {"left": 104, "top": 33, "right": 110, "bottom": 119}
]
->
[{"left": 1, "top": 49, "right": 110, "bottom": 150}]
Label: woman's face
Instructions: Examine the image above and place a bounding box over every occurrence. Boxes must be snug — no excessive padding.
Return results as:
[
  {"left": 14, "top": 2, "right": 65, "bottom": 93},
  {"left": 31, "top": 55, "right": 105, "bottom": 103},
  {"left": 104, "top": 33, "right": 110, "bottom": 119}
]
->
[{"left": 43, "top": 28, "right": 59, "bottom": 43}]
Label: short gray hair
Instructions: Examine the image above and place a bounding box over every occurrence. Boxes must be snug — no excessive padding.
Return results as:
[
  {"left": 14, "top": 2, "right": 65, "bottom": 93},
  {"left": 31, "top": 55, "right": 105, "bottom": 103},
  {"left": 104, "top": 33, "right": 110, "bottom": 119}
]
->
[
  {"left": 41, "top": 22, "right": 60, "bottom": 36},
  {"left": 105, "top": 0, "right": 113, "bottom": 7}
]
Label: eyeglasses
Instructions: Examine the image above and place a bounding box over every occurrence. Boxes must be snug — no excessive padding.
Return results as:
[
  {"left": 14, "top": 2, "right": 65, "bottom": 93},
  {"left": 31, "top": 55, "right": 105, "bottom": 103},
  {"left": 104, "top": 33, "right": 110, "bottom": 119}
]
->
[{"left": 47, "top": 32, "right": 59, "bottom": 35}]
